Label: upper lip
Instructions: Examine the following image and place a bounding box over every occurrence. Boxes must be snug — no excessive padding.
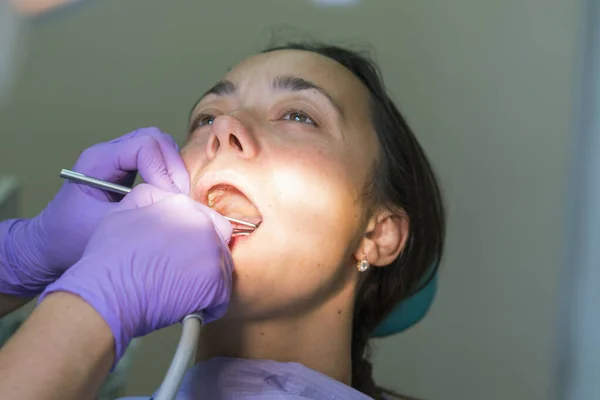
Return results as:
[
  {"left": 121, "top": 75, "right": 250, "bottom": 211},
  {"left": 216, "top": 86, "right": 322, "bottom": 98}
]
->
[{"left": 195, "top": 169, "right": 263, "bottom": 222}]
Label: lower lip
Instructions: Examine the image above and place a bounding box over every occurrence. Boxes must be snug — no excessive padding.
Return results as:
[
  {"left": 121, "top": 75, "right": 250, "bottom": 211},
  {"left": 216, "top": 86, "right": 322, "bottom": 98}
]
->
[
  {"left": 229, "top": 235, "right": 249, "bottom": 249},
  {"left": 229, "top": 228, "right": 258, "bottom": 248}
]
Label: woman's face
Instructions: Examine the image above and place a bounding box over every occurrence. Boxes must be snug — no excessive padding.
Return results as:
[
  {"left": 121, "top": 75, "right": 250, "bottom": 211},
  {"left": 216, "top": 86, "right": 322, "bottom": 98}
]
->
[{"left": 181, "top": 49, "right": 380, "bottom": 319}]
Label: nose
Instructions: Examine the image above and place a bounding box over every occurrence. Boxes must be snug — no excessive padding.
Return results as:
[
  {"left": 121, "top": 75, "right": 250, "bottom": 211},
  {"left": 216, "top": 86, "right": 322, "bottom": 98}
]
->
[{"left": 205, "top": 115, "right": 259, "bottom": 160}]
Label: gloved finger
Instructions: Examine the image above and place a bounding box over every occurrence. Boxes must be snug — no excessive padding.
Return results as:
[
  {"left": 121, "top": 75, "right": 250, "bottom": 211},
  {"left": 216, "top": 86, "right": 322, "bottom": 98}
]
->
[
  {"left": 195, "top": 251, "right": 233, "bottom": 324},
  {"left": 188, "top": 201, "right": 234, "bottom": 244},
  {"left": 73, "top": 128, "right": 190, "bottom": 195},
  {"left": 113, "top": 187, "right": 233, "bottom": 243},
  {"left": 223, "top": 245, "right": 234, "bottom": 275},
  {"left": 112, "top": 128, "right": 190, "bottom": 195},
  {"left": 112, "top": 184, "right": 176, "bottom": 212},
  {"left": 153, "top": 195, "right": 234, "bottom": 244}
]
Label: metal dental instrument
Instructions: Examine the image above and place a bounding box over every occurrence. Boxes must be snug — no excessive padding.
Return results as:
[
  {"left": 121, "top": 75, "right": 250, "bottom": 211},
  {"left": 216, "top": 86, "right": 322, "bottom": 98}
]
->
[
  {"left": 59, "top": 169, "right": 258, "bottom": 234},
  {"left": 60, "top": 168, "right": 132, "bottom": 196}
]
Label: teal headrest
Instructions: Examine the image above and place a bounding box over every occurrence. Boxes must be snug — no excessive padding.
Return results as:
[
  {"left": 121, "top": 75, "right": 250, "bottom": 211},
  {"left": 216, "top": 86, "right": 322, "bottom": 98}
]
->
[{"left": 371, "top": 273, "right": 438, "bottom": 338}]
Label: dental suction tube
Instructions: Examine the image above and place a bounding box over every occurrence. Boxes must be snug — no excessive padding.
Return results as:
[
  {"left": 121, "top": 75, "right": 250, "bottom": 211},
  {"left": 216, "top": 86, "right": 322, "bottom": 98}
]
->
[{"left": 153, "top": 314, "right": 204, "bottom": 400}]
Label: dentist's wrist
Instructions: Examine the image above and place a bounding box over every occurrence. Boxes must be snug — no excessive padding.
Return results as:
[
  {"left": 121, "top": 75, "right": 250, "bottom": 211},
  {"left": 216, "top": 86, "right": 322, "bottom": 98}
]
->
[
  {"left": 40, "top": 267, "right": 131, "bottom": 368},
  {"left": 0, "top": 291, "right": 115, "bottom": 399}
]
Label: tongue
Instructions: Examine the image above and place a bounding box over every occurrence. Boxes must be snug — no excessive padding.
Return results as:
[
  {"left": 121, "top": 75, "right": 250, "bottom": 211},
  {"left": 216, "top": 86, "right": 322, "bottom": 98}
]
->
[{"left": 208, "top": 186, "right": 262, "bottom": 226}]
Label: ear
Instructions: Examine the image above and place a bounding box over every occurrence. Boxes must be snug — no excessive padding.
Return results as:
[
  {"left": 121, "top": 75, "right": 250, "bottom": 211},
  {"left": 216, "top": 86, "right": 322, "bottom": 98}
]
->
[{"left": 354, "top": 209, "right": 410, "bottom": 267}]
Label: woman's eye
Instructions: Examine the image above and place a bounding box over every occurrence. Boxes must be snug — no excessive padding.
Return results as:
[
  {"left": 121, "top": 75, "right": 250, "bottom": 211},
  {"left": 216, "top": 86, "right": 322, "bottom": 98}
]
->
[
  {"left": 195, "top": 115, "right": 216, "bottom": 128},
  {"left": 282, "top": 111, "right": 316, "bottom": 126}
]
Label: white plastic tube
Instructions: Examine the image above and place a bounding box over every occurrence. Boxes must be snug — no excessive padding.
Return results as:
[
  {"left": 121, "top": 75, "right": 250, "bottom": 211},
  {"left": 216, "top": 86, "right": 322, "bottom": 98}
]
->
[{"left": 153, "top": 314, "right": 204, "bottom": 400}]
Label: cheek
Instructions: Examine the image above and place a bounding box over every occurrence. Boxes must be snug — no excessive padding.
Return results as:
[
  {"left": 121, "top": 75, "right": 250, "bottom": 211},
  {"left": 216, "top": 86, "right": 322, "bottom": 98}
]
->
[
  {"left": 180, "top": 139, "right": 208, "bottom": 177},
  {"left": 270, "top": 162, "right": 360, "bottom": 232},
  {"left": 228, "top": 150, "right": 367, "bottom": 316},
  {"left": 239, "top": 149, "right": 366, "bottom": 282},
  {"left": 268, "top": 145, "right": 366, "bottom": 222}
]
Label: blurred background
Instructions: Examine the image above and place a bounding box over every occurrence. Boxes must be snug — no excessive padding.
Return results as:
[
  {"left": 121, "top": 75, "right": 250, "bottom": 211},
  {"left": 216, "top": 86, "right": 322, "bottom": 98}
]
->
[{"left": 0, "top": 0, "right": 587, "bottom": 399}]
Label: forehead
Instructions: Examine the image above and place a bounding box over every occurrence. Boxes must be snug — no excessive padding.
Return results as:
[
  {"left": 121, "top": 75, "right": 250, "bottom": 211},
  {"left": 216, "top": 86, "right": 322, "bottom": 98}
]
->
[{"left": 223, "top": 49, "right": 371, "bottom": 114}]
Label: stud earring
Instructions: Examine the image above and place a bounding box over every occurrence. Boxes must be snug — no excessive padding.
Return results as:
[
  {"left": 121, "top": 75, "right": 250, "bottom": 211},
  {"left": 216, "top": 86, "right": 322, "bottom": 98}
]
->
[{"left": 357, "top": 255, "right": 370, "bottom": 272}]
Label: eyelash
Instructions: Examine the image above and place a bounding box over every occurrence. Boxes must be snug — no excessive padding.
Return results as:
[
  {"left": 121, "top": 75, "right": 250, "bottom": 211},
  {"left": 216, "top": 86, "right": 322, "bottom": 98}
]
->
[
  {"left": 280, "top": 108, "right": 318, "bottom": 127},
  {"left": 190, "top": 108, "right": 319, "bottom": 130},
  {"left": 191, "top": 114, "right": 217, "bottom": 129}
]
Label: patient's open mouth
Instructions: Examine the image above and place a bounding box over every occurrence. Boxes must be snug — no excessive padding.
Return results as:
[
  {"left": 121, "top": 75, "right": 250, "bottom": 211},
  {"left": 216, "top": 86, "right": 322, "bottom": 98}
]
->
[{"left": 206, "top": 184, "right": 262, "bottom": 236}]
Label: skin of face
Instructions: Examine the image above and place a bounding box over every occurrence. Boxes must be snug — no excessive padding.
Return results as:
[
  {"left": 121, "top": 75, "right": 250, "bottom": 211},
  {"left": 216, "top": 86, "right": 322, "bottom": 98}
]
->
[
  {"left": 182, "top": 49, "right": 379, "bottom": 317},
  {"left": 182, "top": 49, "right": 407, "bottom": 382}
]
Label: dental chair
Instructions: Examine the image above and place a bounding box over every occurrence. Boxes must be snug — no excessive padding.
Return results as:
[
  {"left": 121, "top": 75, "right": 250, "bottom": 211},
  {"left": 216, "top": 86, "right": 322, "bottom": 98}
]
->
[{"left": 371, "top": 272, "right": 438, "bottom": 338}]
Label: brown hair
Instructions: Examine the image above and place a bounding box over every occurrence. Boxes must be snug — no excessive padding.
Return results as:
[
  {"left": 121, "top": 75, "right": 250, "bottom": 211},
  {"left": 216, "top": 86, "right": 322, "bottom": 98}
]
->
[{"left": 263, "top": 42, "right": 446, "bottom": 399}]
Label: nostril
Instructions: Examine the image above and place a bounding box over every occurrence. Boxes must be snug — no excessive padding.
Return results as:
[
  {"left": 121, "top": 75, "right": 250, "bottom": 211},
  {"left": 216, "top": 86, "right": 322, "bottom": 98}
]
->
[
  {"left": 229, "top": 134, "right": 243, "bottom": 152},
  {"left": 211, "top": 136, "right": 221, "bottom": 154}
]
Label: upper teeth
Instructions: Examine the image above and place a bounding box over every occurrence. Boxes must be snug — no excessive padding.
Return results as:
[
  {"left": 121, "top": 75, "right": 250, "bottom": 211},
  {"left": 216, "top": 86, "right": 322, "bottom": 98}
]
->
[{"left": 207, "top": 188, "right": 222, "bottom": 208}]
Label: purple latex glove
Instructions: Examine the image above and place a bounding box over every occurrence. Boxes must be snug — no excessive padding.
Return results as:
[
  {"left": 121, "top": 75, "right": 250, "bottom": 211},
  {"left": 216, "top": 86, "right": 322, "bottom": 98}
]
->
[
  {"left": 0, "top": 127, "right": 190, "bottom": 297},
  {"left": 39, "top": 184, "right": 234, "bottom": 364}
]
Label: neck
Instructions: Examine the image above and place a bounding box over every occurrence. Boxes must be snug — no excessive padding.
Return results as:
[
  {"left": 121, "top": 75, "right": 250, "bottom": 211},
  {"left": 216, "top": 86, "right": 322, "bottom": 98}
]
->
[{"left": 196, "top": 291, "right": 356, "bottom": 385}]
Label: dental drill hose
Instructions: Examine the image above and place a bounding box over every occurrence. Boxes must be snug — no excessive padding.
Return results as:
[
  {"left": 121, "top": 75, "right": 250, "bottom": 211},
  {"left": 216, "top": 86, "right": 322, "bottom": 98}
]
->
[{"left": 153, "top": 313, "right": 204, "bottom": 400}]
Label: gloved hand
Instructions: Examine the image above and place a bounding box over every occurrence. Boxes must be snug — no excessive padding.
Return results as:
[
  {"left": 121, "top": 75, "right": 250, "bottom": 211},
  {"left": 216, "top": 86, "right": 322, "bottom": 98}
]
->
[
  {"left": 39, "top": 184, "right": 234, "bottom": 364},
  {"left": 0, "top": 127, "right": 190, "bottom": 297}
]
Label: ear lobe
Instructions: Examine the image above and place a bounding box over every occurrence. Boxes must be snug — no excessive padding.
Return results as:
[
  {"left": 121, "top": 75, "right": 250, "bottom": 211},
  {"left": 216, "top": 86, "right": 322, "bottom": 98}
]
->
[{"left": 355, "top": 211, "right": 409, "bottom": 268}]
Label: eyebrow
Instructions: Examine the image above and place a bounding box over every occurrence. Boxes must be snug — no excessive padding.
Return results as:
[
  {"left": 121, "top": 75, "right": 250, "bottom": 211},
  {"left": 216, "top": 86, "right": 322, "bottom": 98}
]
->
[
  {"left": 203, "top": 79, "right": 237, "bottom": 97},
  {"left": 188, "top": 80, "right": 236, "bottom": 119},
  {"left": 189, "top": 74, "right": 345, "bottom": 119},
  {"left": 271, "top": 75, "right": 345, "bottom": 118}
]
